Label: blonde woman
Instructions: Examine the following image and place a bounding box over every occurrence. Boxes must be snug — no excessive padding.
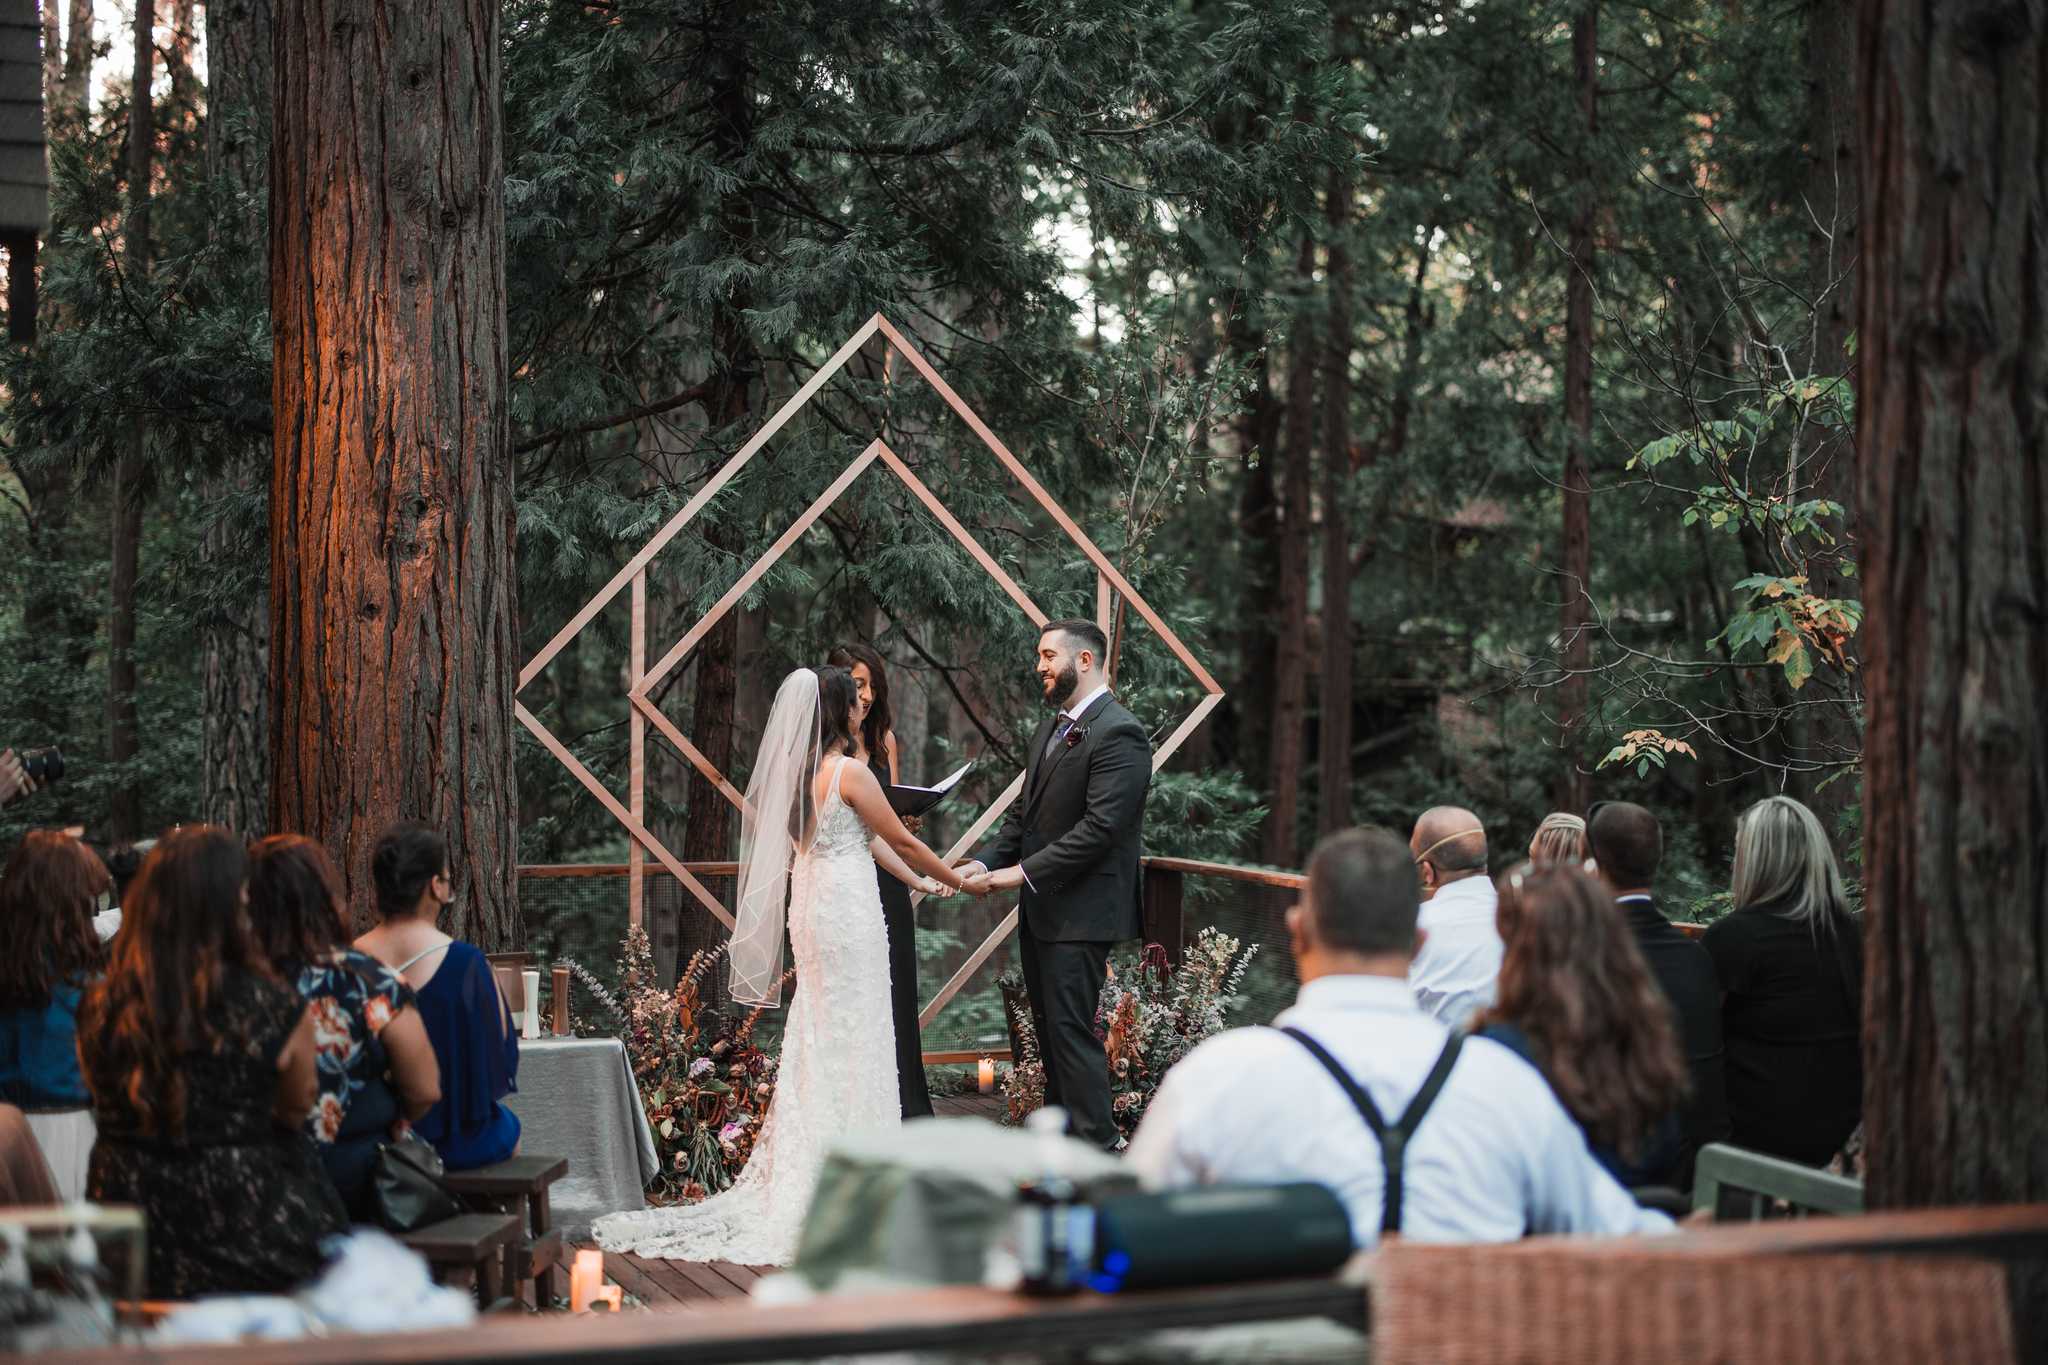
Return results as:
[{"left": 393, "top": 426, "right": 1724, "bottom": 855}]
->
[
  {"left": 1701, "top": 796, "right": 1863, "bottom": 1166},
  {"left": 1527, "top": 813, "right": 1587, "bottom": 866}
]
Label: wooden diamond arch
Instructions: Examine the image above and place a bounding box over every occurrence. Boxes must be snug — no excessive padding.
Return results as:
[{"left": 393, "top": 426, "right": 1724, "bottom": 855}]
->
[{"left": 517, "top": 314, "right": 1224, "bottom": 1032}]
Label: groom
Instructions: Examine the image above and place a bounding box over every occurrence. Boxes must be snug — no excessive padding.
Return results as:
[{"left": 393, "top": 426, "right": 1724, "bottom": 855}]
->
[{"left": 958, "top": 619, "right": 1151, "bottom": 1150}]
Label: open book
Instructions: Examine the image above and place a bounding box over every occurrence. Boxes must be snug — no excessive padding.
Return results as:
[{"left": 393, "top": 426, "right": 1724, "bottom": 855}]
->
[{"left": 886, "top": 761, "right": 973, "bottom": 817}]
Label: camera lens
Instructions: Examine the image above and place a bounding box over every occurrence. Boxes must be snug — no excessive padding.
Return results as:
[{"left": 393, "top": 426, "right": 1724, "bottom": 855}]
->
[{"left": 22, "top": 747, "right": 63, "bottom": 784}]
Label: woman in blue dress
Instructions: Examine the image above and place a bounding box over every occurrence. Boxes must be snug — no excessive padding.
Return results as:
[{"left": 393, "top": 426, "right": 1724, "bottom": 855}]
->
[{"left": 354, "top": 822, "right": 519, "bottom": 1170}]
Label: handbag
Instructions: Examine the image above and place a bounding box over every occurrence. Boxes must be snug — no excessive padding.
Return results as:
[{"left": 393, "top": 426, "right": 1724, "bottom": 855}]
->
[{"left": 369, "top": 1130, "right": 461, "bottom": 1232}]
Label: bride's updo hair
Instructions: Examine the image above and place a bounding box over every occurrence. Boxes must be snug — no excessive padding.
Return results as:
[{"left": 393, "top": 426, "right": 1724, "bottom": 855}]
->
[{"left": 813, "top": 665, "right": 861, "bottom": 763}]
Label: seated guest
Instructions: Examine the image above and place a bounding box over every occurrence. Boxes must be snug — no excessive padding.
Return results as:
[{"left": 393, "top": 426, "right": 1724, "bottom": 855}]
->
[
  {"left": 78, "top": 826, "right": 347, "bottom": 1296},
  {"left": 1128, "top": 828, "right": 1670, "bottom": 1249},
  {"left": 1588, "top": 801, "right": 1730, "bottom": 1187},
  {"left": 1473, "top": 863, "right": 1692, "bottom": 1187},
  {"left": 0, "top": 831, "right": 112, "bottom": 1199},
  {"left": 1404, "top": 807, "right": 1502, "bottom": 1027},
  {"left": 1703, "top": 796, "right": 1863, "bottom": 1166},
  {"left": 354, "top": 823, "right": 518, "bottom": 1170},
  {"left": 249, "top": 835, "right": 441, "bottom": 1216},
  {"left": 1527, "top": 812, "right": 1588, "bottom": 865},
  {"left": 90, "top": 839, "right": 152, "bottom": 942}
]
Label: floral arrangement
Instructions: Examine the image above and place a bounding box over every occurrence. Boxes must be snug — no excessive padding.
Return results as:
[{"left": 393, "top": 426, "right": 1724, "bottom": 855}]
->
[
  {"left": 561, "top": 926, "right": 790, "bottom": 1204},
  {"left": 1000, "top": 926, "right": 1258, "bottom": 1138}
]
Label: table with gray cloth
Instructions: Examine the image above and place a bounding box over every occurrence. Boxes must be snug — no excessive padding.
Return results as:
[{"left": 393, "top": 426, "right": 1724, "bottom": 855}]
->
[{"left": 503, "top": 1036, "right": 658, "bottom": 1239}]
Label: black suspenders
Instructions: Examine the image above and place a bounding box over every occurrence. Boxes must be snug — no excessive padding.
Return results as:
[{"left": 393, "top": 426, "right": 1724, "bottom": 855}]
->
[{"left": 1280, "top": 1026, "right": 1465, "bottom": 1237}]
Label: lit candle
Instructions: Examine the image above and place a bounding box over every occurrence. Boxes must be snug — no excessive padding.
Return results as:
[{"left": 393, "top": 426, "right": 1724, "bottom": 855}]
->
[
  {"left": 978, "top": 1058, "right": 995, "bottom": 1093},
  {"left": 571, "top": 1248, "right": 604, "bottom": 1313}
]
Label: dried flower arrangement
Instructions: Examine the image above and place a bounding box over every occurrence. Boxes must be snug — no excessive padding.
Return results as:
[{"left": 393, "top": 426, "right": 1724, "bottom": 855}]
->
[
  {"left": 999, "top": 926, "right": 1258, "bottom": 1138},
  {"left": 561, "top": 926, "right": 791, "bottom": 1204}
]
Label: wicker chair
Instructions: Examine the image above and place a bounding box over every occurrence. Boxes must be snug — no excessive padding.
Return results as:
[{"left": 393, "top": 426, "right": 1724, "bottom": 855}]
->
[{"left": 1372, "top": 1238, "right": 2013, "bottom": 1365}]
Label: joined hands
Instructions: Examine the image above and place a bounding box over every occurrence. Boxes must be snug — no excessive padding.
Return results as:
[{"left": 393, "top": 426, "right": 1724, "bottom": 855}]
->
[{"left": 948, "top": 859, "right": 1024, "bottom": 898}]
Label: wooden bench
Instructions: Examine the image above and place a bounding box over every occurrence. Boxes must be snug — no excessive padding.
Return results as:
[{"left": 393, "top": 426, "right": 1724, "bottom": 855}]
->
[
  {"left": 398, "top": 1211, "right": 523, "bottom": 1307},
  {"left": 1692, "top": 1140, "right": 1865, "bottom": 1219},
  {"left": 442, "top": 1153, "right": 570, "bottom": 1308}
]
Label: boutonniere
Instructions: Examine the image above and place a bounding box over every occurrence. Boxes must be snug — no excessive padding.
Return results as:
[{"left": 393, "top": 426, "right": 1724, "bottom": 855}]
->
[{"left": 1063, "top": 723, "right": 1089, "bottom": 749}]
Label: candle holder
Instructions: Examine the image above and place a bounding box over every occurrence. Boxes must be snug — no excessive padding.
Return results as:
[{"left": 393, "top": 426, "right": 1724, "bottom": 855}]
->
[{"left": 551, "top": 964, "right": 571, "bottom": 1036}]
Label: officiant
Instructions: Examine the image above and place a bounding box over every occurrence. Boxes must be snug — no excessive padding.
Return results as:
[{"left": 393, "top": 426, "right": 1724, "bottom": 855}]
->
[{"left": 826, "top": 643, "right": 934, "bottom": 1119}]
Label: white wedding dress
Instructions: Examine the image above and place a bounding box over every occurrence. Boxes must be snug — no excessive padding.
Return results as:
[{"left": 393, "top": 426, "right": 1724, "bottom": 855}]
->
[{"left": 592, "top": 758, "right": 902, "bottom": 1265}]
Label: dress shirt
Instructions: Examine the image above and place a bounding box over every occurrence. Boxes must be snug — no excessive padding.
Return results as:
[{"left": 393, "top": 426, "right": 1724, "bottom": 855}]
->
[
  {"left": 1057, "top": 682, "right": 1111, "bottom": 730},
  {"left": 1408, "top": 874, "right": 1504, "bottom": 1027},
  {"left": 1127, "top": 974, "right": 1670, "bottom": 1249}
]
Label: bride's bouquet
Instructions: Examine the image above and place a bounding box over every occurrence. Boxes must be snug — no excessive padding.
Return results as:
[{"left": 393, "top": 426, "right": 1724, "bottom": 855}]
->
[
  {"left": 1000, "top": 926, "right": 1258, "bottom": 1139},
  {"left": 564, "top": 927, "right": 790, "bottom": 1204}
]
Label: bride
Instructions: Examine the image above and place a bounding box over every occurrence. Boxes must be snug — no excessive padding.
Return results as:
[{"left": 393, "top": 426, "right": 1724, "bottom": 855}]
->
[{"left": 592, "top": 666, "right": 967, "bottom": 1265}]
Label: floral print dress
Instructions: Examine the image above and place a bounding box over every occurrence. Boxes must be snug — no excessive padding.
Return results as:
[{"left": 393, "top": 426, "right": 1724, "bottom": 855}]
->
[{"left": 292, "top": 950, "right": 416, "bottom": 1214}]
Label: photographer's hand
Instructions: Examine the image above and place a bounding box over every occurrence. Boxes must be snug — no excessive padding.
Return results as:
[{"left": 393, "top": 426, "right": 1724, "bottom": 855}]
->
[{"left": 0, "top": 749, "right": 32, "bottom": 807}]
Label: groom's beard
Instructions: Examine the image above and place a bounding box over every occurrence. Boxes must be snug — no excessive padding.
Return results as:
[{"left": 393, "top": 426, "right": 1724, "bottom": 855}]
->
[{"left": 1040, "top": 661, "right": 1078, "bottom": 707}]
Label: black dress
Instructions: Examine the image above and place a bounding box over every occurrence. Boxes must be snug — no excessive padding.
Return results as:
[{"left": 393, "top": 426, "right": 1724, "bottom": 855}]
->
[
  {"left": 1702, "top": 901, "right": 1864, "bottom": 1166},
  {"left": 86, "top": 971, "right": 348, "bottom": 1297},
  {"left": 871, "top": 751, "right": 934, "bottom": 1118}
]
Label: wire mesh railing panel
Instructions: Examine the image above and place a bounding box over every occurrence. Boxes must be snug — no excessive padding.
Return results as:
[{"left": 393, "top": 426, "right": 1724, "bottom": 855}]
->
[{"left": 1179, "top": 869, "right": 1303, "bottom": 1027}]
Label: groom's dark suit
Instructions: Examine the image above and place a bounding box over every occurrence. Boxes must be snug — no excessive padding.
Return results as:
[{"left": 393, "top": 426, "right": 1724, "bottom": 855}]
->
[{"left": 977, "top": 689, "right": 1151, "bottom": 1149}]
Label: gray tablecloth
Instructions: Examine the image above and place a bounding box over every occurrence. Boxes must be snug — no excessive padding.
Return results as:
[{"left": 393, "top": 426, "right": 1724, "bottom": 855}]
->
[{"left": 504, "top": 1036, "right": 658, "bottom": 1239}]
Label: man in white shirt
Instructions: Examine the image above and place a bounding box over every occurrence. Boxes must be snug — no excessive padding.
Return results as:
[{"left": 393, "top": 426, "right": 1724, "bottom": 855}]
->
[
  {"left": 1404, "top": 806, "right": 1502, "bottom": 1027},
  {"left": 1127, "top": 827, "right": 1670, "bottom": 1249}
]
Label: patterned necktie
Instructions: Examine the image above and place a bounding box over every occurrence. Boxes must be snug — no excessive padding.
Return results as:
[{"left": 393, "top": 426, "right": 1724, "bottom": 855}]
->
[{"left": 1044, "top": 715, "right": 1075, "bottom": 760}]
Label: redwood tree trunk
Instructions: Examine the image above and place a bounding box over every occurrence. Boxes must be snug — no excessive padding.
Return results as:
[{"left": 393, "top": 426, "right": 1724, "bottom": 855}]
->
[
  {"left": 1554, "top": 3, "right": 1598, "bottom": 812},
  {"left": 1263, "top": 231, "right": 1316, "bottom": 867},
  {"left": 106, "top": 0, "right": 156, "bottom": 840},
  {"left": 1855, "top": 0, "right": 2047, "bottom": 1214},
  {"left": 269, "top": 0, "right": 520, "bottom": 945},
  {"left": 200, "top": 0, "right": 273, "bottom": 837},
  {"left": 1317, "top": 162, "right": 1354, "bottom": 837},
  {"left": 59, "top": 0, "right": 91, "bottom": 116}
]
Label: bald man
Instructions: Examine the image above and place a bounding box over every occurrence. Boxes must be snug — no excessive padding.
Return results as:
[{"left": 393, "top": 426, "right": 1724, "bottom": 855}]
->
[{"left": 1406, "top": 806, "right": 1504, "bottom": 1027}]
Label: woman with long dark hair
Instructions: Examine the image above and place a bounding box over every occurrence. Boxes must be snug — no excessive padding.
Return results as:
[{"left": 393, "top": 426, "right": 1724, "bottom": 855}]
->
[
  {"left": 1473, "top": 863, "right": 1692, "bottom": 1187},
  {"left": 249, "top": 835, "right": 441, "bottom": 1214},
  {"left": 1702, "top": 795, "right": 1863, "bottom": 1165},
  {"left": 0, "top": 831, "right": 111, "bottom": 1197},
  {"left": 826, "top": 641, "right": 933, "bottom": 1118},
  {"left": 79, "top": 826, "right": 346, "bottom": 1296}
]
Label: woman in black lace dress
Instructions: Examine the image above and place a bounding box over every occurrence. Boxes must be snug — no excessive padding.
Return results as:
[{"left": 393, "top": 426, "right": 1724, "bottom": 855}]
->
[
  {"left": 828, "top": 642, "right": 934, "bottom": 1118},
  {"left": 79, "top": 827, "right": 346, "bottom": 1297}
]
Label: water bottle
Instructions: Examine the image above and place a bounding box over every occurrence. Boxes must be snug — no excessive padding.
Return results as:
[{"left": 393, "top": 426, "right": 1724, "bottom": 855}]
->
[{"left": 1014, "top": 1106, "right": 1095, "bottom": 1295}]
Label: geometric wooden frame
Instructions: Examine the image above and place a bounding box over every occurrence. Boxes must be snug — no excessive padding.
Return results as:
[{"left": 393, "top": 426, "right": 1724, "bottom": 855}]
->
[{"left": 516, "top": 313, "right": 1223, "bottom": 1030}]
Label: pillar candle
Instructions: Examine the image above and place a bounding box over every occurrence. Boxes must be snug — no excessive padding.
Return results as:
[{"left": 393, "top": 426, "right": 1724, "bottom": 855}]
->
[
  {"left": 521, "top": 970, "right": 541, "bottom": 1040},
  {"left": 570, "top": 1248, "right": 604, "bottom": 1313},
  {"left": 551, "top": 965, "right": 571, "bottom": 1036},
  {"left": 978, "top": 1058, "right": 995, "bottom": 1093}
]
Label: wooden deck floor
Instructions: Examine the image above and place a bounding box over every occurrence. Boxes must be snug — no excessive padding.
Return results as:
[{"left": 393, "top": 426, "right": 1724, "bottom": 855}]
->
[{"left": 585, "top": 1090, "right": 1005, "bottom": 1309}]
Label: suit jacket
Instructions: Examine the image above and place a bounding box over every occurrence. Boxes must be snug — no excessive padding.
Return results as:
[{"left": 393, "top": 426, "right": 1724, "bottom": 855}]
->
[
  {"left": 1625, "top": 897, "right": 1732, "bottom": 1186},
  {"left": 976, "top": 691, "right": 1151, "bottom": 944}
]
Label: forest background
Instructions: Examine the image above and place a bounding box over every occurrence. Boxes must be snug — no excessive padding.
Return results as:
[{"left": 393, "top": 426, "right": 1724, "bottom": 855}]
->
[{"left": 0, "top": 0, "right": 1862, "bottom": 966}]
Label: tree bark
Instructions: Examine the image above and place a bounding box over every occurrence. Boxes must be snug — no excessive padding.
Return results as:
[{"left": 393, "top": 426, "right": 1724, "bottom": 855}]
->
[
  {"left": 41, "top": 0, "right": 60, "bottom": 114},
  {"left": 1263, "top": 231, "right": 1316, "bottom": 868},
  {"left": 106, "top": 0, "right": 156, "bottom": 841},
  {"left": 199, "top": 0, "right": 274, "bottom": 837},
  {"left": 1554, "top": 2, "right": 1598, "bottom": 813},
  {"left": 59, "top": 0, "right": 92, "bottom": 118},
  {"left": 1317, "top": 162, "right": 1354, "bottom": 837},
  {"left": 1231, "top": 311, "right": 1281, "bottom": 781},
  {"left": 1797, "top": 0, "right": 1863, "bottom": 830},
  {"left": 269, "top": 0, "right": 520, "bottom": 945},
  {"left": 1855, "top": 0, "right": 2047, "bottom": 1217}
]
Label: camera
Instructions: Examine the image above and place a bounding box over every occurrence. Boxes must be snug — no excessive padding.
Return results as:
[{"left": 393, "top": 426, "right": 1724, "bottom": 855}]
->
[{"left": 20, "top": 746, "right": 63, "bottom": 784}]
